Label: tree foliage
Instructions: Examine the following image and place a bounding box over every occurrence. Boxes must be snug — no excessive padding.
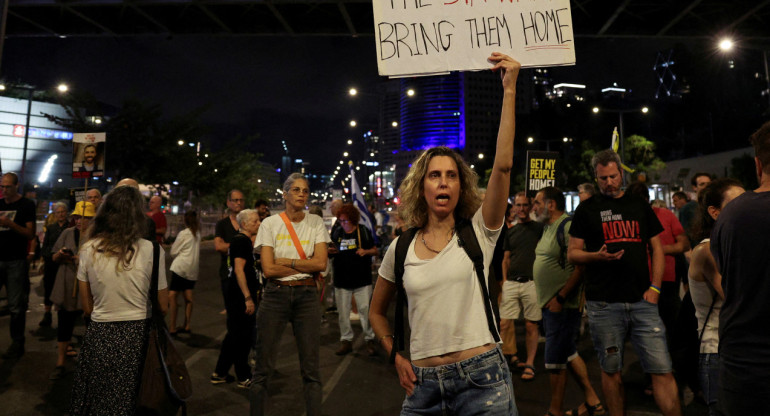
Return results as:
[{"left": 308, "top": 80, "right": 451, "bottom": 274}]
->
[
  {"left": 623, "top": 134, "right": 666, "bottom": 181},
  {"left": 730, "top": 154, "right": 759, "bottom": 190}
]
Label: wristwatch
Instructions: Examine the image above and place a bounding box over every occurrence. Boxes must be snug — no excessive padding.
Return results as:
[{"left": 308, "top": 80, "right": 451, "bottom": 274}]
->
[{"left": 555, "top": 294, "right": 566, "bottom": 305}]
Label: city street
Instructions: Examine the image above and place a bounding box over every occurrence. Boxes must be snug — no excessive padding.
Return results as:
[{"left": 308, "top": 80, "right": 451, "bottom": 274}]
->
[{"left": 0, "top": 241, "right": 708, "bottom": 416}]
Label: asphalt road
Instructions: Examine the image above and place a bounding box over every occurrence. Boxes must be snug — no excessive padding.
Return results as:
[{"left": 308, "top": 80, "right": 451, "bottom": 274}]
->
[{"left": 0, "top": 241, "right": 709, "bottom": 415}]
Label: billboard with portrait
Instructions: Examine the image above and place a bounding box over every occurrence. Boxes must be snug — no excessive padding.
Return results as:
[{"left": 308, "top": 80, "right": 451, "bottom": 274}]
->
[{"left": 72, "top": 133, "right": 106, "bottom": 179}]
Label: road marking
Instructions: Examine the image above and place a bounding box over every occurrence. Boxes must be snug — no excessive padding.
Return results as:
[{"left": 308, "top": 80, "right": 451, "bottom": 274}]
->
[
  {"left": 185, "top": 329, "right": 227, "bottom": 368},
  {"left": 299, "top": 332, "right": 363, "bottom": 416}
]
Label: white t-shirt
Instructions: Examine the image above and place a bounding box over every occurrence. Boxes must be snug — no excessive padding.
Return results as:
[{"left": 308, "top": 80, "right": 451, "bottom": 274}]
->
[
  {"left": 254, "top": 212, "right": 331, "bottom": 281},
  {"left": 169, "top": 228, "right": 201, "bottom": 281},
  {"left": 77, "top": 238, "right": 168, "bottom": 323},
  {"left": 378, "top": 206, "right": 502, "bottom": 360}
]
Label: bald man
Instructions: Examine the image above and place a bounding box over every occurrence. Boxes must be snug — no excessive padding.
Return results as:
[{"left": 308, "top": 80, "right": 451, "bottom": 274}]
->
[
  {"left": 147, "top": 195, "right": 167, "bottom": 243},
  {"left": 86, "top": 189, "right": 102, "bottom": 209}
]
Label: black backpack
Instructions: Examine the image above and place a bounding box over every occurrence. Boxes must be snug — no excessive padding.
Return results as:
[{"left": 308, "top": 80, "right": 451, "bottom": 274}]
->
[{"left": 390, "top": 219, "right": 501, "bottom": 363}]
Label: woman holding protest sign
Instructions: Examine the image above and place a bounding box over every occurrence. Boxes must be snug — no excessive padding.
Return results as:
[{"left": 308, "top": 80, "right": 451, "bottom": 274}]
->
[{"left": 369, "top": 52, "right": 520, "bottom": 415}]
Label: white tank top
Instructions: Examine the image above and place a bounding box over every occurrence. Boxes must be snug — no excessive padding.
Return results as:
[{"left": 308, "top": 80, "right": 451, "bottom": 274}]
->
[{"left": 690, "top": 238, "right": 721, "bottom": 354}]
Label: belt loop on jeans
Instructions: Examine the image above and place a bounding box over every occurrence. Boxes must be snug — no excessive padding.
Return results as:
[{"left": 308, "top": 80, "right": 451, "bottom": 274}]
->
[
  {"left": 455, "top": 361, "right": 466, "bottom": 379},
  {"left": 413, "top": 365, "right": 423, "bottom": 383}
]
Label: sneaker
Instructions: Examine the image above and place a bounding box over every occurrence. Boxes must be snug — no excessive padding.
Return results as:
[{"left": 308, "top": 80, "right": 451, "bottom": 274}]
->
[
  {"left": 1, "top": 342, "right": 24, "bottom": 359},
  {"left": 237, "top": 379, "right": 252, "bottom": 389},
  {"left": 210, "top": 373, "right": 235, "bottom": 384},
  {"left": 335, "top": 340, "right": 352, "bottom": 356},
  {"left": 39, "top": 311, "right": 52, "bottom": 327},
  {"left": 49, "top": 366, "right": 67, "bottom": 380},
  {"left": 365, "top": 340, "right": 378, "bottom": 357}
]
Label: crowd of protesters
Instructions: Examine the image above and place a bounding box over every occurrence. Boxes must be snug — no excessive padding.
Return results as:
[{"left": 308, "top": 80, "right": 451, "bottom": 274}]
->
[{"left": 1, "top": 91, "right": 769, "bottom": 415}]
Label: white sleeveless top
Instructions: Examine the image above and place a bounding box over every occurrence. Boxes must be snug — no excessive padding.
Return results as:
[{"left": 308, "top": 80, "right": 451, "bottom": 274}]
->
[
  {"left": 690, "top": 238, "right": 721, "bottom": 354},
  {"left": 378, "top": 207, "right": 501, "bottom": 360}
]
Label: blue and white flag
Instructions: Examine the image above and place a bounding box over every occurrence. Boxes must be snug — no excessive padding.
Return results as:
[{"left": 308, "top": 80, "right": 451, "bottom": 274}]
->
[{"left": 348, "top": 162, "right": 376, "bottom": 239}]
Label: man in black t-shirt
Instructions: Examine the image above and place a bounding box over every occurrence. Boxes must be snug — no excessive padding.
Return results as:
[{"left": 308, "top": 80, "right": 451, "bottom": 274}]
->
[
  {"left": 215, "top": 190, "right": 245, "bottom": 305},
  {"left": 567, "top": 150, "right": 680, "bottom": 416},
  {"left": 711, "top": 121, "right": 770, "bottom": 413},
  {"left": 0, "top": 173, "right": 36, "bottom": 359}
]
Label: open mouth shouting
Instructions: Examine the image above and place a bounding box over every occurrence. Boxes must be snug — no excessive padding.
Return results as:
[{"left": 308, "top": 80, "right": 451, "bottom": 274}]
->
[{"left": 435, "top": 193, "right": 452, "bottom": 206}]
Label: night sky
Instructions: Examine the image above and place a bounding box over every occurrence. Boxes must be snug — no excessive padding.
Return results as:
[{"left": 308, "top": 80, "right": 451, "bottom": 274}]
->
[{"left": 3, "top": 34, "right": 765, "bottom": 177}]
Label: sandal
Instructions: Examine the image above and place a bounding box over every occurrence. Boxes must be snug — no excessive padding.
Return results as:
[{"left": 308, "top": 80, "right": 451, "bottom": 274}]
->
[
  {"left": 520, "top": 364, "right": 535, "bottom": 382},
  {"left": 508, "top": 356, "right": 520, "bottom": 369},
  {"left": 564, "top": 402, "right": 606, "bottom": 416},
  {"left": 65, "top": 346, "right": 78, "bottom": 358}
]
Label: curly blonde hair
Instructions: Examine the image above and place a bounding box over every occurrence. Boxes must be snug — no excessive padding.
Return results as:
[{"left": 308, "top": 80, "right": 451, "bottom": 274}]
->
[{"left": 398, "top": 146, "right": 481, "bottom": 228}]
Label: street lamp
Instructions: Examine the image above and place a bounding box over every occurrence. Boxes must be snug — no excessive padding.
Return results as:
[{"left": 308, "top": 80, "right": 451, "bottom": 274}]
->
[
  {"left": 717, "top": 37, "right": 770, "bottom": 110},
  {"left": 592, "top": 106, "right": 650, "bottom": 170},
  {"left": 527, "top": 137, "right": 570, "bottom": 152}
]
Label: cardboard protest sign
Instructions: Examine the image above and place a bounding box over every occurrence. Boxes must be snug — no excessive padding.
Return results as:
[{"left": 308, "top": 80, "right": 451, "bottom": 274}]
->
[
  {"left": 72, "top": 133, "right": 106, "bottom": 179},
  {"left": 372, "top": 0, "right": 575, "bottom": 77},
  {"left": 525, "top": 150, "right": 561, "bottom": 197}
]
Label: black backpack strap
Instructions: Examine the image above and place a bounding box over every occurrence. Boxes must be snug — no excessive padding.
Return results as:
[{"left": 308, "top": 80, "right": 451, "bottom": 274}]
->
[
  {"left": 390, "top": 227, "right": 418, "bottom": 364},
  {"left": 456, "top": 220, "right": 501, "bottom": 343},
  {"left": 556, "top": 216, "right": 573, "bottom": 270}
]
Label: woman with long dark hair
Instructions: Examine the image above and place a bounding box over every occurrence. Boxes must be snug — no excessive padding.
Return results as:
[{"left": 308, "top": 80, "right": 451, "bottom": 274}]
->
[
  {"left": 168, "top": 210, "right": 201, "bottom": 335},
  {"left": 369, "top": 53, "right": 520, "bottom": 415},
  {"left": 689, "top": 178, "right": 744, "bottom": 415},
  {"left": 70, "top": 186, "right": 168, "bottom": 415}
]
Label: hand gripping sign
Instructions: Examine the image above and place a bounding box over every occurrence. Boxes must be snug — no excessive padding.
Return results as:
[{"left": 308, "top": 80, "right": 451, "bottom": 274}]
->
[{"left": 372, "top": 0, "right": 576, "bottom": 77}]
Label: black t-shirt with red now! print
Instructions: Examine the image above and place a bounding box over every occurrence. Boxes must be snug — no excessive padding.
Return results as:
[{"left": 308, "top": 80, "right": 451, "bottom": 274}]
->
[{"left": 569, "top": 193, "right": 663, "bottom": 303}]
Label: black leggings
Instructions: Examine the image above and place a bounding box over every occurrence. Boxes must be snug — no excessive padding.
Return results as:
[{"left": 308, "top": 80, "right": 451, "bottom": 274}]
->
[
  {"left": 42, "top": 258, "right": 59, "bottom": 307},
  {"left": 57, "top": 309, "right": 83, "bottom": 342}
]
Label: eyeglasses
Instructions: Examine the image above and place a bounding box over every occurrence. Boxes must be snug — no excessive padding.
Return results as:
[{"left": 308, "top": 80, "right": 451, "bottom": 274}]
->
[
  {"left": 289, "top": 187, "right": 310, "bottom": 195},
  {"left": 339, "top": 219, "right": 351, "bottom": 224},
  {"left": 0, "top": 185, "right": 14, "bottom": 189}
]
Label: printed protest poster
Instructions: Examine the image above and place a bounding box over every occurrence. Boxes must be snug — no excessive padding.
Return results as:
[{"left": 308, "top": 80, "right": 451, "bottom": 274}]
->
[
  {"left": 525, "top": 150, "right": 560, "bottom": 197},
  {"left": 372, "top": 0, "right": 575, "bottom": 77},
  {"left": 72, "top": 133, "right": 106, "bottom": 179}
]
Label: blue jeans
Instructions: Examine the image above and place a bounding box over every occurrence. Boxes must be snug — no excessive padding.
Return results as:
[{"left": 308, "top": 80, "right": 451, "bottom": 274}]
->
[
  {"left": 699, "top": 353, "right": 719, "bottom": 416},
  {"left": 249, "top": 282, "right": 321, "bottom": 416},
  {"left": 586, "top": 300, "right": 672, "bottom": 374},
  {"left": 335, "top": 285, "right": 375, "bottom": 342},
  {"left": 0, "top": 259, "right": 29, "bottom": 344},
  {"left": 542, "top": 308, "right": 581, "bottom": 370},
  {"left": 402, "top": 346, "right": 518, "bottom": 416}
]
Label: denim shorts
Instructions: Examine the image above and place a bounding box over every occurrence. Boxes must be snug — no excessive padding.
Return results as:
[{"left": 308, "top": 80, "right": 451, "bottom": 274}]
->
[
  {"left": 542, "top": 308, "right": 581, "bottom": 370},
  {"left": 586, "top": 300, "right": 672, "bottom": 374},
  {"left": 402, "top": 346, "right": 518, "bottom": 416}
]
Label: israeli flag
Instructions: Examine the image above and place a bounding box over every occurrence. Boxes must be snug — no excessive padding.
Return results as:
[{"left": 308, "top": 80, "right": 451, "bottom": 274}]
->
[{"left": 348, "top": 162, "right": 376, "bottom": 239}]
